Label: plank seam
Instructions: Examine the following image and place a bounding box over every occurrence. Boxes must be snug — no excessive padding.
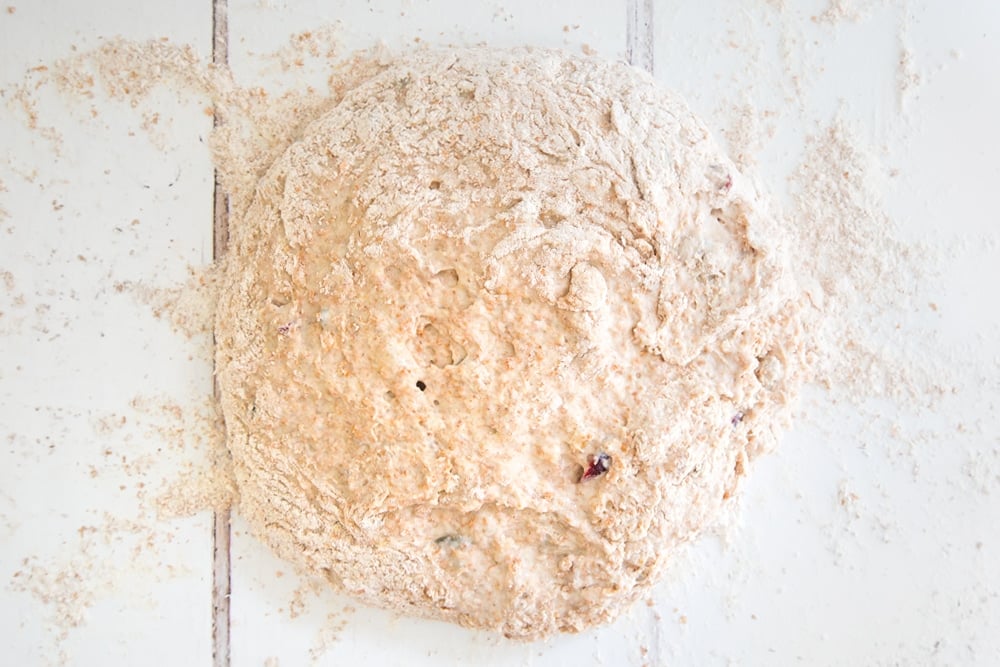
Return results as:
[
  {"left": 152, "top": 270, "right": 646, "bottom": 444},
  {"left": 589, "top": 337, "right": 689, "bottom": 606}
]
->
[
  {"left": 626, "top": 0, "right": 655, "bottom": 74},
  {"left": 629, "top": 2, "right": 659, "bottom": 660},
  {"left": 211, "top": 0, "right": 231, "bottom": 666}
]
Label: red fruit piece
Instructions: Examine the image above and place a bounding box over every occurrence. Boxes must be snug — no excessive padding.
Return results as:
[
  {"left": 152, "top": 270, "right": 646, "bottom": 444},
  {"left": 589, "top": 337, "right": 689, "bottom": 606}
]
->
[{"left": 580, "top": 452, "right": 612, "bottom": 482}]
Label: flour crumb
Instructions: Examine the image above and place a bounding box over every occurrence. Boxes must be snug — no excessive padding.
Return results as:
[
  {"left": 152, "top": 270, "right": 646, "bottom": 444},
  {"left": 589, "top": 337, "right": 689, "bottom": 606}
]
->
[
  {"left": 309, "top": 610, "right": 352, "bottom": 663},
  {"left": 837, "top": 481, "right": 861, "bottom": 520},
  {"left": 897, "top": 44, "right": 921, "bottom": 111},
  {"left": 814, "top": 0, "right": 887, "bottom": 25},
  {"left": 51, "top": 38, "right": 210, "bottom": 107},
  {"left": 266, "top": 23, "right": 343, "bottom": 71},
  {"left": 720, "top": 102, "right": 776, "bottom": 169}
]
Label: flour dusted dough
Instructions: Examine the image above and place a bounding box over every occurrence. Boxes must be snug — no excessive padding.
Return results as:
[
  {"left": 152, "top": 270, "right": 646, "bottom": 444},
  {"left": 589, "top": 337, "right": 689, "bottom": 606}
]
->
[{"left": 215, "top": 47, "right": 804, "bottom": 639}]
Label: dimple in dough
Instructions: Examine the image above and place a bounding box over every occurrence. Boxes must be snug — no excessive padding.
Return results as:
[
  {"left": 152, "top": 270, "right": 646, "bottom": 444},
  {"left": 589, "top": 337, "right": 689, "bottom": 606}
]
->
[{"left": 215, "top": 47, "right": 806, "bottom": 640}]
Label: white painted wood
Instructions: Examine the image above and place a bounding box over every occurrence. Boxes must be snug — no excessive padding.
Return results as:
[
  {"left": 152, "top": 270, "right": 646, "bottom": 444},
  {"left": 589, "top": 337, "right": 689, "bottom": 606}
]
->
[
  {"left": 227, "top": 0, "right": 627, "bottom": 79},
  {"left": 0, "top": 2, "right": 217, "bottom": 665},
  {"left": 651, "top": 1, "right": 1000, "bottom": 664}
]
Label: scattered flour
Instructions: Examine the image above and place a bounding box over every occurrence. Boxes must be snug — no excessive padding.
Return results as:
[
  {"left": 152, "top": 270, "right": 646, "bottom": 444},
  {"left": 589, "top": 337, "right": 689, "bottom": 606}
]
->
[
  {"left": 897, "top": 38, "right": 921, "bottom": 110},
  {"left": 9, "top": 516, "right": 155, "bottom": 665},
  {"left": 128, "top": 265, "right": 221, "bottom": 341},
  {"left": 813, "top": 0, "right": 889, "bottom": 25},
  {"left": 787, "top": 117, "right": 943, "bottom": 403}
]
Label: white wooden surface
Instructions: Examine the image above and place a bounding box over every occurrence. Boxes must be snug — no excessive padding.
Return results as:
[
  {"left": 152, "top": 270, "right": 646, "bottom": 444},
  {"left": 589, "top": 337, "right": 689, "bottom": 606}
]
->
[
  {"left": 2, "top": 1, "right": 999, "bottom": 665},
  {"left": 0, "top": 2, "right": 216, "bottom": 666}
]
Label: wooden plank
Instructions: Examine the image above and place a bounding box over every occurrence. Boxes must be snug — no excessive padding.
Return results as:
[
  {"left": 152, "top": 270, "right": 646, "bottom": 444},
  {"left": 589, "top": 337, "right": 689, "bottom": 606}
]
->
[
  {"left": 212, "top": 1, "right": 232, "bottom": 667},
  {"left": 0, "top": 1, "right": 217, "bottom": 665},
  {"left": 221, "top": 1, "right": 644, "bottom": 665},
  {"left": 649, "top": 1, "right": 1000, "bottom": 664},
  {"left": 626, "top": 0, "right": 655, "bottom": 74}
]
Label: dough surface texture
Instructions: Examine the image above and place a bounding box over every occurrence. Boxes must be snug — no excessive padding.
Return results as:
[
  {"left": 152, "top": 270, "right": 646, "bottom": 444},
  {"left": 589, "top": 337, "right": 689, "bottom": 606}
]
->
[{"left": 215, "top": 47, "right": 804, "bottom": 639}]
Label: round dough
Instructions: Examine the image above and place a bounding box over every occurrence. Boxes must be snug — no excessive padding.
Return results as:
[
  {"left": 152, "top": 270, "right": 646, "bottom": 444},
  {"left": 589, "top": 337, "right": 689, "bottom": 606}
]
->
[{"left": 216, "top": 47, "right": 804, "bottom": 639}]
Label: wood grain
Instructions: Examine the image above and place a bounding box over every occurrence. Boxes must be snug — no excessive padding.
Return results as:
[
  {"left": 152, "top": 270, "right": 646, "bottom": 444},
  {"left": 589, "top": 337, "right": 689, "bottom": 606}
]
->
[
  {"left": 211, "top": 1, "right": 231, "bottom": 666},
  {"left": 626, "top": 0, "right": 654, "bottom": 74}
]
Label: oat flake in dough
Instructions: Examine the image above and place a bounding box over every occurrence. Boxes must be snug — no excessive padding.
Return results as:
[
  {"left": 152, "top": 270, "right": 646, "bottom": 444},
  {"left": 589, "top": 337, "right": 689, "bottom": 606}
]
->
[{"left": 215, "top": 47, "right": 806, "bottom": 639}]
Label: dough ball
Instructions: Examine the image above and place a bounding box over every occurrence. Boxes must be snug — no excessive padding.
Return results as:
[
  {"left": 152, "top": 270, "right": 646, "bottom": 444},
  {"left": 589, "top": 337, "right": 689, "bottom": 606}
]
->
[{"left": 215, "top": 47, "right": 805, "bottom": 639}]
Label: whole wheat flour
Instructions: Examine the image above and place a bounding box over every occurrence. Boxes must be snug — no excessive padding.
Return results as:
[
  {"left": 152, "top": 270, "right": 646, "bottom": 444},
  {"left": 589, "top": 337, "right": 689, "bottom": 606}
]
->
[{"left": 215, "top": 47, "right": 808, "bottom": 639}]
